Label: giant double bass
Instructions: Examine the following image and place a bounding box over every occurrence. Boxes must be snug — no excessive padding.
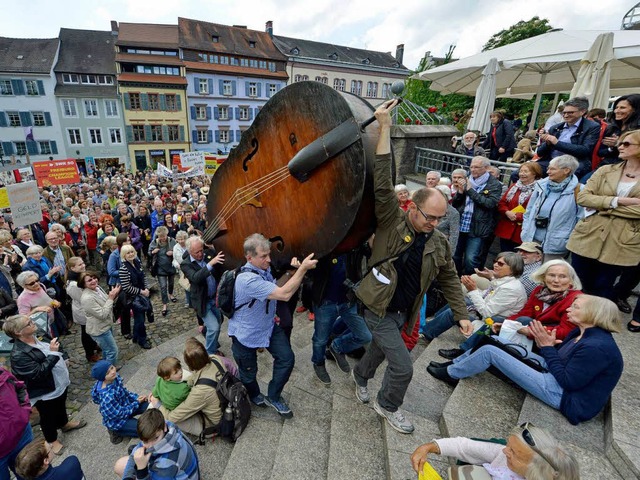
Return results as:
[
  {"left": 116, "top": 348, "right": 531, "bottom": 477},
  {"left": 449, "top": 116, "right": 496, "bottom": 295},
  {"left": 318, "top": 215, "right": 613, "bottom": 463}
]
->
[{"left": 204, "top": 81, "right": 380, "bottom": 267}]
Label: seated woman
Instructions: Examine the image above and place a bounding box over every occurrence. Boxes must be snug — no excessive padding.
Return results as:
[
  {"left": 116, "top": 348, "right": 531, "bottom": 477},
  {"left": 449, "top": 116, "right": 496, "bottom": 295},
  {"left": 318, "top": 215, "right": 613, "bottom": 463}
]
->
[
  {"left": 15, "top": 439, "right": 84, "bottom": 480},
  {"left": 428, "top": 294, "right": 624, "bottom": 425},
  {"left": 410, "top": 422, "right": 579, "bottom": 480}
]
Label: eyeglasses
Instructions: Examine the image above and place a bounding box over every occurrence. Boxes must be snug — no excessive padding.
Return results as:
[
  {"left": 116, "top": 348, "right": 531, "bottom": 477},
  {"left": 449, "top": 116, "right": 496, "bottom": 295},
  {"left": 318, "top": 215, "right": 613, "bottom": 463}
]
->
[
  {"left": 520, "top": 423, "right": 560, "bottom": 475},
  {"left": 415, "top": 204, "right": 445, "bottom": 224},
  {"left": 24, "top": 280, "right": 38, "bottom": 287},
  {"left": 20, "top": 319, "right": 35, "bottom": 331},
  {"left": 617, "top": 141, "right": 640, "bottom": 148},
  {"left": 561, "top": 110, "right": 580, "bottom": 116}
]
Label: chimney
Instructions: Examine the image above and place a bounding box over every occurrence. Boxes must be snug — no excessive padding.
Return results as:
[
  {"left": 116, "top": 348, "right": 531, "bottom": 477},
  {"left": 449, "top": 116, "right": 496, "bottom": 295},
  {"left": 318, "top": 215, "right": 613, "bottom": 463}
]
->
[
  {"left": 395, "top": 44, "right": 404, "bottom": 65},
  {"left": 110, "top": 20, "right": 119, "bottom": 36},
  {"left": 266, "top": 20, "right": 273, "bottom": 38}
]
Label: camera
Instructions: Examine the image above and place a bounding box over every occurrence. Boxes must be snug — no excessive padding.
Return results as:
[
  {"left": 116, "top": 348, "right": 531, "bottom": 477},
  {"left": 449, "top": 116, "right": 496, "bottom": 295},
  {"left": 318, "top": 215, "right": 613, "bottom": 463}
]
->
[
  {"left": 534, "top": 216, "right": 549, "bottom": 229},
  {"left": 343, "top": 278, "right": 361, "bottom": 304}
]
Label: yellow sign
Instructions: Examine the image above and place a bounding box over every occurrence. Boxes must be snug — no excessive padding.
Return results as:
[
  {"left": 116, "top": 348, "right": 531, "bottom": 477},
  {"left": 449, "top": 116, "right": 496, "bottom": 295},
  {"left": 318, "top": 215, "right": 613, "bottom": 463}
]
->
[
  {"left": 205, "top": 159, "right": 219, "bottom": 176},
  {"left": 0, "top": 188, "right": 8, "bottom": 209}
]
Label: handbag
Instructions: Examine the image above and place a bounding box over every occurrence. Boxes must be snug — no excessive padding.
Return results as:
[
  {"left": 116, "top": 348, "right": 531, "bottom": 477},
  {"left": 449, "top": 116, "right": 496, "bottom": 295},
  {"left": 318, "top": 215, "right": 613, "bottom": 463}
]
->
[
  {"left": 498, "top": 319, "right": 534, "bottom": 352},
  {"left": 132, "top": 294, "right": 152, "bottom": 313},
  {"left": 178, "top": 272, "right": 190, "bottom": 292},
  {"left": 471, "top": 335, "right": 547, "bottom": 373},
  {"left": 150, "top": 254, "right": 159, "bottom": 277}
]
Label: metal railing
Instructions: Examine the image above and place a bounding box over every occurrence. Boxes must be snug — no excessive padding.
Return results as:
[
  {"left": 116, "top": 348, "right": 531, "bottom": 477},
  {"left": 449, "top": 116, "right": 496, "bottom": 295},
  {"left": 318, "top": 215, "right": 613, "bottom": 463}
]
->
[{"left": 414, "top": 147, "right": 520, "bottom": 186}]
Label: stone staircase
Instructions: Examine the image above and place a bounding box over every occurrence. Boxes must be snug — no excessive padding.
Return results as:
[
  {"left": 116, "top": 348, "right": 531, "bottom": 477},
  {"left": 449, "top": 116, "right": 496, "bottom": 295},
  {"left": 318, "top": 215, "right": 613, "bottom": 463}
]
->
[{"left": 53, "top": 300, "right": 640, "bottom": 480}]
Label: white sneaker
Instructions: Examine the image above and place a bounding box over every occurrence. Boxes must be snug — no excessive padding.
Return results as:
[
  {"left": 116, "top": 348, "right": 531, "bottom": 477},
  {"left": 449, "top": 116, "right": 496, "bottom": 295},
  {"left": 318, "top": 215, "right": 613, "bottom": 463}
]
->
[
  {"left": 373, "top": 398, "right": 414, "bottom": 434},
  {"left": 351, "top": 370, "right": 370, "bottom": 403}
]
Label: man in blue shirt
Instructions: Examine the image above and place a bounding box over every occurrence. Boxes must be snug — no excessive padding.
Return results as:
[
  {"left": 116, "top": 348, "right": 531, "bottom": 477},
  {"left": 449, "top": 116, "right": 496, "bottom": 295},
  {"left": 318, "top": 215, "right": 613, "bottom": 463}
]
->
[{"left": 229, "top": 233, "right": 317, "bottom": 418}]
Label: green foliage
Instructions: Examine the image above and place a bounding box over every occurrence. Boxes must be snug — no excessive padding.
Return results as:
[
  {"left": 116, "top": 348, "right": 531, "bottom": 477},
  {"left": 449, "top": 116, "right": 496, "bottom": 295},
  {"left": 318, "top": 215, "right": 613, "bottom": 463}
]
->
[{"left": 482, "top": 16, "right": 553, "bottom": 52}]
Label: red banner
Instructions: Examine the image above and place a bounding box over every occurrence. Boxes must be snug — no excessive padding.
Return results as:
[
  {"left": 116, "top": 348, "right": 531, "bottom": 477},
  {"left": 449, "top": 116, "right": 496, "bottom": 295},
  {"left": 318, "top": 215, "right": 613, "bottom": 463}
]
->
[{"left": 32, "top": 160, "right": 80, "bottom": 187}]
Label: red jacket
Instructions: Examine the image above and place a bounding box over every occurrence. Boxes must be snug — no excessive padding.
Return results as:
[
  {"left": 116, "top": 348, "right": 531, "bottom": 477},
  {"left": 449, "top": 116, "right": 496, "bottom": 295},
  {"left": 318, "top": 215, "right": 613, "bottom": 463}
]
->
[
  {"left": 0, "top": 367, "right": 31, "bottom": 457},
  {"left": 84, "top": 222, "right": 99, "bottom": 250},
  {"left": 508, "top": 286, "right": 582, "bottom": 340},
  {"left": 494, "top": 186, "right": 532, "bottom": 244}
]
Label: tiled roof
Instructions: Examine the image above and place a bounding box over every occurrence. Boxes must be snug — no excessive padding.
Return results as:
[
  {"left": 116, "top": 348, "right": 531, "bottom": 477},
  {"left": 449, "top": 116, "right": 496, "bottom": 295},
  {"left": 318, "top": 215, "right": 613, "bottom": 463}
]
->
[
  {"left": 116, "top": 52, "right": 184, "bottom": 66},
  {"left": 117, "top": 72, "right": 187, "bottom": 85},
  {"left": 273, "top": 35, "right": 408, "bottom": 71},
  {"left": 0, "top": 37, "right": 59, "bottom": 74},
  {"left": 178, "top": 17, "right": 287, "bottom": 61},
  {"left": 54, "top": 84, "right": 117, "bottom": 97},
  {"left": 182, "top": 61, "right": 288, "bottom": 79},
  {"left": 55, "top": 29, "right": 117, "bottom": 74},
  {"left": 116, "top": 23, "right": 179, "bottom": 50}
]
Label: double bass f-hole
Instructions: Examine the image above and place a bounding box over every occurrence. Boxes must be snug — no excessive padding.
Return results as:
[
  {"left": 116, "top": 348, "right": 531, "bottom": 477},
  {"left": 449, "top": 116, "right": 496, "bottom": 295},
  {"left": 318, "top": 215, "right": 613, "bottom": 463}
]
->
[
  {"left": 269, "top": 236, "right": 285, "bottom": 252},
  {"left": 289, "top": 133, "right": 297, "bottom": 146},
  {"left": 242, "top": 138, "right": 259, "bottom": 172}
]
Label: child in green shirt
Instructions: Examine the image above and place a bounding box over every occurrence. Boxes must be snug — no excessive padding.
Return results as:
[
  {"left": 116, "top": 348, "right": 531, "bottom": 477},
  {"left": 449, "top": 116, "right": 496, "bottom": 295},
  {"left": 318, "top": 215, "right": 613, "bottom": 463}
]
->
[{"left": 151, "top": 357, "right": 191, "bottom": 411}]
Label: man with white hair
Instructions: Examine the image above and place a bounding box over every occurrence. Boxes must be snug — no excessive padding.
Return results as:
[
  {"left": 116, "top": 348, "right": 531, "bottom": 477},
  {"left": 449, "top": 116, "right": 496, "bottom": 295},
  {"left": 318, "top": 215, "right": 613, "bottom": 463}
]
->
[
  {"left": 425, "top": 171, "right": 441, "bottom": 188},
  {"left": 454, "top": 132, "right": 486, "bottom": 159}
]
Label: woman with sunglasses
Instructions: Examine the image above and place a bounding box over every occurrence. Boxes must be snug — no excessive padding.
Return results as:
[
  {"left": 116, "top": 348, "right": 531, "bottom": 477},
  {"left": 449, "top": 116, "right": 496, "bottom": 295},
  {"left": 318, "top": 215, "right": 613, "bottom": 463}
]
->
[
  {"left": 567, "top": 129, "right": 640, "bottom": 328},
  {"left": 428, "top": 294, "right": 624, "bottom": 425},
  {"left": 411, "top": 422, "right": 579, "bottom": 479},
  {"left": 15, "top": 271, "right": 62, "bottom": 337}
]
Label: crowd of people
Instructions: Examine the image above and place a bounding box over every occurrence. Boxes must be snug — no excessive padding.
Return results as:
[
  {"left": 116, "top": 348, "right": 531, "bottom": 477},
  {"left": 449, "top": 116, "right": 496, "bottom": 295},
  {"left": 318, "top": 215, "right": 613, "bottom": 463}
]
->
[{"left": 0, "top": 95, "right": 636, "bottom": 480}]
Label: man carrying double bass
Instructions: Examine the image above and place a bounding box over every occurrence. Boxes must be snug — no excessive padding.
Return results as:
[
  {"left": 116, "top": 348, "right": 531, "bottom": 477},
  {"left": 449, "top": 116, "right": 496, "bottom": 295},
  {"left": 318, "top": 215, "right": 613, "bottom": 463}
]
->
[{"left": 352, "top": 99, "right": 469, "bottom": 434}]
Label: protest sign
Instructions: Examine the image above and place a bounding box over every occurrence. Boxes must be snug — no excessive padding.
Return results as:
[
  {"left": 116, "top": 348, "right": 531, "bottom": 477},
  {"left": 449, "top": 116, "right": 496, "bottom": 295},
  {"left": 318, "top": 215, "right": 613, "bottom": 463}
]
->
[
  {"left": 180, "top": 151, "right": 205, "bottom": 169},
  {"left": 32, "top": 160, "right": 80, "bottom": 187},
  {"left": 6, "top": 181, "right": 41, "bottom": 227},
  {"left": 0, "top": 188, "right": 9, "bottom": 208}
]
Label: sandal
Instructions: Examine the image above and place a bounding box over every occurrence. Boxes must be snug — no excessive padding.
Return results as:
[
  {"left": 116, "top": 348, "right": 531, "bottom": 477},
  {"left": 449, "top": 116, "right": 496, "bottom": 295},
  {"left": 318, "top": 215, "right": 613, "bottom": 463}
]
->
[
  {"left": 61, "top": 419, "right": 87, "bottom": 433},
  {"left": 51, "top": 443, "right": 65, "bottom": 455}
]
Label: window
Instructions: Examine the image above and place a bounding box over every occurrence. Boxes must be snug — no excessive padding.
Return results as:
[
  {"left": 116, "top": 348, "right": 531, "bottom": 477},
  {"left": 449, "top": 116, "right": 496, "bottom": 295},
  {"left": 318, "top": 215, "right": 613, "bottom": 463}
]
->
[
  {"left": 269, "top": 84, "right": 277, "bottom": 96},
  {"left": 366, "top": 82, "right": 378, "bottom": 98},
  {"left": 315, "top": 76, "right": 328, "bottom": 84},
  {"left": 219, "top": 130, "right": 229, "bottom": 143},
  {"left": 197, "top": 129, "right": 208, "bottom": 143},
  {"left": 81, "top": 75, "right": 97, "bottom": 85},
  {"left": 25, "top": 80, "right": 39, "bottom": 96},
  {"left": 150, "top": 125, "right": 162, "bottom": 142},
  {"left": 15, "top": 142, "right": 26, "bottom": 155},
  {"left": 230, "top": 57, "right": 239, "bottom": 66},
  {"left": 39, "top": 141, "right": 52, "bottom": 155},
  {"left": 333, "top": 78, "right": 346, "bottom": 91},
  {"left": 223, "top": 80, "right": 232, "bottom": 96},
  {"left": 220, "top": 56, "right": 229, "bottom": 65},
  {"left": 1, "top": 80, "right": 13, "bottom": 95},
  {"left": 350, "top": 80, "right": 362, "bottom": 96},
  {"left": 134, "top": 65, "right": 179, "bottom": 75},
  {"left": 62, "top": 74, "right": 78, "bottom": 84},
  {"left": 240, "top": 58, "right": 249, "bottom": 67},
  {"left": 7, "top": 112, "right": 20, "bottom": 127},
  {"left": 209, "top": 54, "right": 219, "bottom": 64},
  {"left": 248, "top": 82, "right": 257, "bottom": 97},
  {"left": 167, "top": 125, "right": 179, "bottom": 141},
  {"left": 62, "top": 99, "right": 77, "bottom": 117},
  {"left": 196, "top": 106, "right": 207, "bottom": 120},
  {"left": 97, "top": 75, "right": 113, "bottom": 85},
  {"left": 109, "top": 128, "right": 122, "bottom": 144},
  {"left": 32, "top": 112, "right": 45, "bottom": 126},
  {"left": 219, "top": 106, "right": 229, "bottom": 120},
  {"left": 148, "top": 94, "right": 160, "bottom": 110},
  {"left": 268, "top": 62, "right": 276, "bottom": 72},
  {"left": 259, "top": 60, "right": 266, "bottom": 69},
  {"left": 165, "top": 94, "right": 177, "bottom": 111},
  {"left": 129, "top": 93, "right": 141, "bottom": 110},
  {"left": 249, "top": 59, "right": 258, "bottom": 68},
  {"left": 84, "top": 99, "right": 98, "bottom": 117},
  {"left": 132, "top": 125, "right": 145, "bottom": 142},
  {"left": 212, "top": 35, "right": 219, "bottom": 43},
  {"left": 239, "top": 107, "right": 250, "bottom": 120},
  {"left": 68, "top": 128, "right": 82, "bottom": 145},
  {"left": 249, "top": 41, "right": 256, "bottom": 48},
  {"left": 381, "top": 83, "right": 391, "bottom": 98},
  {"left": 294, "top": 75, "right": 308, "bottom": 82},
  {"left": 198, "top": 78, "right": 208, "bottom": 94},
  {"left": 88, "top": 128, "right": 103, "bottom": 144},
  {"left": 104, "top": 100, "right": 119, "bottom": 117}
]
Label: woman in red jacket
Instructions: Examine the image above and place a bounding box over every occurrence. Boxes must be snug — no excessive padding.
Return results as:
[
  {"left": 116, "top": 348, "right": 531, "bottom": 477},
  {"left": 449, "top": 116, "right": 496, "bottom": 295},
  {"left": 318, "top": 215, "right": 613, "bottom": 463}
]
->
[
  {"left": 495, "top": 162, "right": 542, "bottom": 252},
  {"left": 83, "top": 211, "right": 100, "bottom": 270}
]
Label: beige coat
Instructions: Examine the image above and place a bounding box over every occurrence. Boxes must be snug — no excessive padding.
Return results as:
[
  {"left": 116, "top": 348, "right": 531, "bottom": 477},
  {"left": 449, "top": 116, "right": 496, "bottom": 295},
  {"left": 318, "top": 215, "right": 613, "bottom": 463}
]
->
[
  {"left": 80, "top": 287, "right": 114, "bottom": 337},
  {"left": 567, "top": 162, "right": 640, "bottom": 266}
]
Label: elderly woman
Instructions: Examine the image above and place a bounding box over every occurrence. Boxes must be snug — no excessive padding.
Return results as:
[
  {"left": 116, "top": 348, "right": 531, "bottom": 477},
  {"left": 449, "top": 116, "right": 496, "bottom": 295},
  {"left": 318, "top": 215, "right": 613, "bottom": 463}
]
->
[
  {"left": 567, "top": 130, "right": 640, "bottom": 329},
  {"left": 521, "top": 155, "right": 583, "bottom": 262},
  {"left": 119, "top": 245, "right": 153, "bottom": 349},
  {"left": 79, "top": 271, "right": 121, "bottom": 366},
  {"left": 3, "top": 315, "right": 86, "bottom": 455},
  {"left": 394, "top": 184, "right": 411, "bottom": 212},
  {"left": 495, "top": 162, "right": 543, "bottom": 252},
  {"left": 0, "top": 231, "right": 22, "bottom": 295},
  {"left": 16, "top": 271, "right": 63, "bottom": 337},
  {"left": 411, "top": 423, "right": 579, "bottom": 479},
  {"left": 66, "top": 257, "right": 100, "bottom": 362},
  {"left": 428, "top": 294, "right": 624, "bottom": 425},
  {"left": 23, "top": 245, "right": 63, "bottom": 295},
  {"left": 173, "top": 230, "right": 191, "bottom": 308},
  {"left": 149, "top": 226, "right": 177, "bottom": 316},
  {"left": 163, "top": 212, "right": 180, "bottom": 239},
  {"left": 97, "top": 221, "right": 118, "bottom": 247}
]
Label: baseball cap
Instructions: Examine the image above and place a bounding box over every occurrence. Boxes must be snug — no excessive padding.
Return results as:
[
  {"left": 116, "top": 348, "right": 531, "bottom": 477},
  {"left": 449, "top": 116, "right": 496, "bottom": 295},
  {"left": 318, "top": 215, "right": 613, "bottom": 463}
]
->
[{"left": 515, "top": 242, "right": 542, "bottom": 253}]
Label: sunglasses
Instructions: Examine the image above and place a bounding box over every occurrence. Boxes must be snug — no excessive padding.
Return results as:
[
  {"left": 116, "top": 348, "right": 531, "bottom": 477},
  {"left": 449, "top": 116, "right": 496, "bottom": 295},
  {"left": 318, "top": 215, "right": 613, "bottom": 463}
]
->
[
  {"left": 25, "top": 280, "right": 39, "bottom": 287},
  {"left": 617, "top": 141, "right": 640, "bottom": 148},
  {"left": 520, "top": 423, "right": 559, "bottom": 475}
]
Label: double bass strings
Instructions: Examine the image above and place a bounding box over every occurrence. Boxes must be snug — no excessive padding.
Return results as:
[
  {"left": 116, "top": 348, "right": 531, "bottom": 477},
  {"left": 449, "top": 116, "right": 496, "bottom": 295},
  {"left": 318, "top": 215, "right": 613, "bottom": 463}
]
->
[{"left": 205, "top": 165, "right": 291, "bottom": 240}]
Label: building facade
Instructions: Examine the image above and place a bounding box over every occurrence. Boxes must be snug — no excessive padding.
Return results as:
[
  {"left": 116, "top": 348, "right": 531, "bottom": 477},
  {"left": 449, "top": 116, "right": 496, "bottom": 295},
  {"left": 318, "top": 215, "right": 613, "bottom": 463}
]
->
[
  {"left": 115, "top": 22, "right": 190, "bottom": 172},
  {"left": 54, "top": 28, "right": 128, "bottom": 174},
  {"left": 0, "top": 37, "right": 64, "bottom": 170},
  {"left": 179, "top": 17, "right": 288, "bottom": 155}
]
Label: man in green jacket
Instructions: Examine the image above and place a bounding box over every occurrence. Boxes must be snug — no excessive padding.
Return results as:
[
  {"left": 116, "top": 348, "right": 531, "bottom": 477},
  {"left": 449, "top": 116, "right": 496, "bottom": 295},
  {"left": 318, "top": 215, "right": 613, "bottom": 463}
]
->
[{"left": 352, "top": 100, "right": 469, "bottom": 434}]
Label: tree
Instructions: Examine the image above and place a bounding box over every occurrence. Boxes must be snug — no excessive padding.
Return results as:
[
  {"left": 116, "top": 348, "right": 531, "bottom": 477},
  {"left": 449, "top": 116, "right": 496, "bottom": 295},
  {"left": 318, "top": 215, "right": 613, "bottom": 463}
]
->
[{"left": 482, "top": 16, "right": 553, "bottom": 52}]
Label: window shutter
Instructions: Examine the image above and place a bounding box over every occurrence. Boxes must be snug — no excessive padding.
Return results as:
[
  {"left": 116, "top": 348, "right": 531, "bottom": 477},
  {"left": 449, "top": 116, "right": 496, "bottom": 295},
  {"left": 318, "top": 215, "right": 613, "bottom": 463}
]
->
[
  {"left": 2, "top": 142, "right": 14, "bottom": 155},
  {"left": 207, "top": 130, "right": 213, "bottom": 143},
  {"left": 50, "top": 141, "right": 58, "bottom": 155},
  {"left": 26, "top": 140, "right": 38, "bottom": 155},
  {"left": 215, "top": 130, "right": 220, "bottom": 143},
  {"left": 190, "top": 106, "right": 196, "bottom": 120},
  {"left": 125, "top": 126, "right": 134, "bottom": 142},
  {"left": 206, "top": 106, "right": 212, "bottom": 120},
  {"left": 266, "top": 84, "right": 272, "bottom": 98},
  {"left": 245, "top": 81, "right": 250, "bottom": 96},
  {"left": 176, "top": 95, "right": 182, "bottom": 111},
  {"left": 236, "top": 130, "right": 242, "bottom": 142},
  {"left": 234, "top": 107, "right": 240, "bottom": 120},
  {"left": 44, "top": 112, "right": 52, "bottom": 126},
  {"left": 218, "top": 80, "right": 224, "bottom": 95},
  {"left": 249, "top": 109, "right": 254, "bottom": 121},
  {"left": 208, "top": 79, "right": 213, "bottom": 94},
  {"left": 144, "top": 125, "right": 152, "bottom": 141},
  {"left": 231, "top": 81, "right": 237, "bottom": 96},
  {"left": 192, "top": 130, "right": 198, "bottom": 143},
  {"left": 159, "top": 94, "right": 167, "bottom": 110},
  {"left": 276, "top": 84, "right": 281, "bottom": 92},
  {"left": 257, "top": 83, "right": 262, "bottom": 97},
  {"left": 194, "top": 77, "right": 200, "bottom": 94},
  {"left": 11, "top": 80, "right": 24, "bottom": 95},
  {"left": 162, "top": 125, "right": 169, "bottom": 142},
  {"left": 123, "top": 93, "right": 131, "bottom": 110},
  {"left": 19, "top": 112, "right": 31, "bottom": 127},
  {"left": 214, "top": 107, "right": 219, "bottom": 120},
  {"left": 0, "top": 112, "right": 7, "bottom": 127},
  {"left": 140, "top": 94, "right": 149, "bottom": 110},
  {"left": 229, "top": 131, "right": 234, "bottom": 142},
  {"left": 37, "top": 80, "right": 45, "bottom": 95}
]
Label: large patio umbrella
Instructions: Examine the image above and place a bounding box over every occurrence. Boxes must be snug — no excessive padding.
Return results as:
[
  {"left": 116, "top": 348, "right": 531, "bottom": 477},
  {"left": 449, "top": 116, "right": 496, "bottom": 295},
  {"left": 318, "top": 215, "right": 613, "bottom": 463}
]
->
[
  {"left": 570, "top": 32, "right": 615, "bottom": 110},
  {"left": 467, "top": 57, "right": 500, "bottom": 134},
  {"left": 417, "top": 30, "right": 640, "bottom": 127}
]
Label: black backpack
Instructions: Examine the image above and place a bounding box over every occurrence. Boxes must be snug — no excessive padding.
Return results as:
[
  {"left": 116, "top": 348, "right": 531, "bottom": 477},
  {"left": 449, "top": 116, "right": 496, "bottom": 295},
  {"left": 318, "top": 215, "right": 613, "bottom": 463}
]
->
[
  {"left": 195, "top": 358, "right": 251, "bottom": 443},
  {"left": 216, "top": 266, "right": 257, "bottom": 318}
]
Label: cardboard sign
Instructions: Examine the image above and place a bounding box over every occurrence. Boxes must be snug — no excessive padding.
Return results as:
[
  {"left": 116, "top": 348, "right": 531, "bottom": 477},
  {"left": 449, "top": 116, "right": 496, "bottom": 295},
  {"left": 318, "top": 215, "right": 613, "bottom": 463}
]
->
[
  {"left": 32, "top": 160, "right": 80, "bottom": 187},
  {"left": 0, "top": 188, "right": 9, "bottom": 209},
  {"left": 179, "top": 151, "right": 205, "bottom": 169},
  {"left": 6, "top": 181, "right": 41, "bottom": 227}
]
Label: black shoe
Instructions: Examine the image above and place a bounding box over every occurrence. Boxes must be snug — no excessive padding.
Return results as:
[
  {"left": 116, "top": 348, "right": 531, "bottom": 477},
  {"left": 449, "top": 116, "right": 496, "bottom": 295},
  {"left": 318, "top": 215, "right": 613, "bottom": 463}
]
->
[
  {"left": 313, "top": 363, "right": 332, "bottom": 385},
  {"left": 616, "top": 298, "right": 632, "bottom": 314},
  {"left": 170, "top": 297, "right": 177, "bottom": 303},
  {"left": 429, "top": 360, "right": 453, "bottom": 369},
  {"left": 438, "top": 348, "right": 465, "bottom": 360},
  {"left": 346, "top": 346, "right": 366, "bottom": 359},
  {"left": 123, "top": 334, "right": 132, "bottom": 340},
  {"left": 327, "top": 344, "right": 350, "bottom": 373},
  {"left": 627, "top": 321, "right": 640, "bottom": 332},
  {"left": 147, "top": 315, "right": 155, "bottom": 324},
  {"left": 109, "top": 430, "right": 124, "bottom": 445},
  {"left": 140, "top": 340, "right": 152, "bottom": 349},
  {"left": 162, "top": 309, "right": 168, "bottom": 317},
  {"left": 427, "top": 365, "right": 459, "bottom": 387}
]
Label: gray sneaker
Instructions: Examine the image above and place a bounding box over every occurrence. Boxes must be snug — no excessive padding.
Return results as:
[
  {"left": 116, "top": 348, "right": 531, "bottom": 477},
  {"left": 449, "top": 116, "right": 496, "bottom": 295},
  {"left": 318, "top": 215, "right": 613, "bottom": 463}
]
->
[
  {"left": 351, "top": 369, "right": 370, "bottom": 403},
  {"left": 313, "top": 363, "right": 332, "bottom": 385},
  {"left": 328, "top": 344, "right": 351, "bottom": 373},
  {"left": 373, "top": 398, "right": 414, "bottom": 434}
]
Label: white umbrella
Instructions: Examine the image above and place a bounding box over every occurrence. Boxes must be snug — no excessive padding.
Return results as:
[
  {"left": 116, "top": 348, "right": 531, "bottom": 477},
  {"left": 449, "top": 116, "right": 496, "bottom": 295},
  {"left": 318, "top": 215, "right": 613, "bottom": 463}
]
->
[
  {"left": 570, "top": 32, "right": 615, "bottom": 110},
  {"left": 467, "top": 58, "right": 500, "bottom": 134}
]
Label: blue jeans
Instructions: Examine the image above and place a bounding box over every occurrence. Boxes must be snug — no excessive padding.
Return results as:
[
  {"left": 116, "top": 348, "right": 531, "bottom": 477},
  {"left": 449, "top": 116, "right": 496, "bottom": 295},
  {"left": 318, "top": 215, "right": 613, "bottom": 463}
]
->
[
  {"left": 231, "top": 324, "right": 294, "bottom": 401},
  {"left": 454, "top": 233, "right": 486, "bottom": 275},
  {"left": 113, "top": 402, "right": 149, "bottom": 437},
  {"left": 421, "top": 298, "right": 475, "bottom": 340},
  {"left": 158, "top": 274, "right": 175, "bottom": 305},
  {"left": 311, "top": 301, "right": 371, "bottom": 364},
  {"left": 458, "top": 315, "right": 507, "bottom": 351},
  {"left": 447, "top": 337, "right": 563, "bottom": 409},
  {"left": 0, "top": 423, "right": 32, "bottom": 480},
  {"left": 91, "top": 329, "right": 119, "bottom": 365},
  {"left": 202, "top": 300, "right": 222, "bottom": 354}
]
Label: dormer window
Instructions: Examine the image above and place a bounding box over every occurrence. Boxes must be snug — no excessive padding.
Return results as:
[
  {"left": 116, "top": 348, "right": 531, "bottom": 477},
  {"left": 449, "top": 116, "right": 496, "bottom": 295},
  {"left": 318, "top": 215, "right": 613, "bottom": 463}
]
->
[
  {"left": 362, "top": 58, "right": 370, "bottom": 65},
  {"left": 328, "top": 52, "right": 338, "bottom": 60},
  {"left": 392, "top": 62, "right": 400, "bottom": 68},
  {"left": 249, "top": 41, "right": 256, "bottom": 48},
  {"left": 212, "top": 35, "right": 219, "bottom": 43},
  {"left": 291, "top": 47, "right": 299, "bottom": 55}
]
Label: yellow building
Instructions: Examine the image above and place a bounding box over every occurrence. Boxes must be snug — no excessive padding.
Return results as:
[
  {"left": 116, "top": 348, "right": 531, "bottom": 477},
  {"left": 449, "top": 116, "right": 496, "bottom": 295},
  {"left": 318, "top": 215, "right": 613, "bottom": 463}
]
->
[{"left": 114, "top": 22, "right": 191, "bottom": 172}]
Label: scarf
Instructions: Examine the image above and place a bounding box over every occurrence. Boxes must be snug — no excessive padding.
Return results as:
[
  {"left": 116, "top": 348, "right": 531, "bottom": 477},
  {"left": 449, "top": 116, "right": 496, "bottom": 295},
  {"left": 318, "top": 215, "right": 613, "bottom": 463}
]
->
[
  {"left": 460, "top": 172, "right": 490, "bottom": 233},
  {"left": 535, "top": 286, "right": 569, "bottom": 305},
  {"left": 546, "top": 176, "right": 572, "bottom": 193},
  {"left": 506, "top": 180, "right": 535, "bottom": 204}
]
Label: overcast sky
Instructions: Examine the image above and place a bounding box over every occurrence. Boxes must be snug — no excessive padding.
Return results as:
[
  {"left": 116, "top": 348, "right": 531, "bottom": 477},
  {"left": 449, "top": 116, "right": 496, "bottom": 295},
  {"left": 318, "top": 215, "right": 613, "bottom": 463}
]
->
[{"left": 1, "top": 0, "right": 634, "bottom": 70}]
